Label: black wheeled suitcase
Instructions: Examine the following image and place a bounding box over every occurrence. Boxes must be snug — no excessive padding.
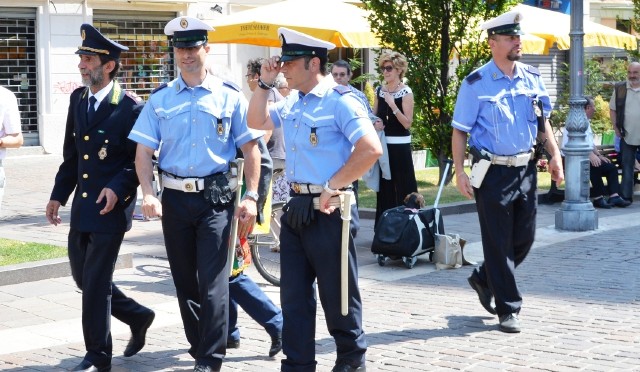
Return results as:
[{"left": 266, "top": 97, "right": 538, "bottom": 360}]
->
[{"left": 371, "top": 160, "right": 451, "bottom": 268}]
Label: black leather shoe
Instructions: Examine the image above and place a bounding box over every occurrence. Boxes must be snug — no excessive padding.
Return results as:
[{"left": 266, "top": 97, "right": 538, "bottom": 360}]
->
[
  {"left": 593, "top": 197, "right": 612, "bottom": 209},
  {"left": 609, "top": 195, "right": 631, "bottom": 208},
  {"left": 226, "top": 338, "right": 240, "bottom": 349},
  {"left": 194, "top": 364, "right": 216, "bottom": 372},
  {"left": 498, "top": 313, "right": 521, "bottom": 333},
  {"left": 123, "top": 310, "right": 155, "bottom": 357},
  {"left": 467, "top": 272, "right": 496, "bottom": 315},
  {"left": 268, "top": 334, "right": 282, "bottom": 357},
  {"left": 331, "top": 363, "right": 366, "bottom": 372},
  {"left": 71, "top": 359, "right": 111, "bottom": 372}
]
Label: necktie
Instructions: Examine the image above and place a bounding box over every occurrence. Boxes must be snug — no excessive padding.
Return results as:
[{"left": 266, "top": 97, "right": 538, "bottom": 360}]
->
[{"left": 87, "top": 96, "right": 97, "bottom": 123}]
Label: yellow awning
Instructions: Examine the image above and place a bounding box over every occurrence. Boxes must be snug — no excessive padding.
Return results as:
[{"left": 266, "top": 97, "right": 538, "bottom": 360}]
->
[
  {"left": 209, "top": 0, "right": 380, "bottom": 48},
  {"left": 515, "top": 4, "right": 638, "bottom": 51}
]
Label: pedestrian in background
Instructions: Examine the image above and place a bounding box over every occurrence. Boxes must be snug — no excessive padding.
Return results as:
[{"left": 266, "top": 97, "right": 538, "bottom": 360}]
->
[
  {"left": 562, "top": 96, "right": 630, "bottom": 209},
  {"left": 372, "top": 51, "right": 417, "bottom": 227},
  {"left": 247, "top": 27, "right": 382, "bottom": 372},
  {"left": 331, "top": 59, "right": 373, "bottom": 113},
  {"left": 609, "top": 61, "right": 640, "bottom": 204},
  {"left": 0, "top": 85, "right": 24, "bottom": 212},
  {"left": 129, "top": 16, "right": 262, "bottom": 372},
  {"left": 451, "top": 10, "right": 563, "bottom": 333},
  {"left": 45, "top": 24, "right": 154, "bottom": 371}
]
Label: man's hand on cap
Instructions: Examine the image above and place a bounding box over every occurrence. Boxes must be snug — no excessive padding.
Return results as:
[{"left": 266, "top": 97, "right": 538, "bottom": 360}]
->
[{"left": 260, "top": 56, "right": 281, "bottom": 85}]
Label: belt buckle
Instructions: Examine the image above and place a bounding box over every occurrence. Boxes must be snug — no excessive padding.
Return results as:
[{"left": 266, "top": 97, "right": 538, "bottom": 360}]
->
[
  {"left": 183, "top": 180, "right": 196, "bottom": 192},
  {"left": 514, "top": 153, "right": 530, "bottom": 167},
  {"left": 292, "top": 183, "right": 301, "bottom": 194}
]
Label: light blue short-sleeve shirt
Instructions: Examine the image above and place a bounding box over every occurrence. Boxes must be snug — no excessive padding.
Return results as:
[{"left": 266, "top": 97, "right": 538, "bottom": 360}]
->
[
  {"left": 451, "top": 60, "right": 551, "bottom": 156},
  {"left": 269, "top": 76, "right": 374, "bottom": 184},
  {"left": 129, "top": 74, "right": 262, "bottom": 177}
]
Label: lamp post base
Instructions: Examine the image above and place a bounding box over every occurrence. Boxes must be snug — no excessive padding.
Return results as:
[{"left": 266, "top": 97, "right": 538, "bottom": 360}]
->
[{"left": 555, "top": 203, "right": 598, "bottom": 231}]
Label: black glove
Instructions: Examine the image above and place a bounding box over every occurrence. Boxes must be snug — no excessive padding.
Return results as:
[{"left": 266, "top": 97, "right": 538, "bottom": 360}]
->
[
  {"left": 283, "top": 196, "right": 315, "bottom": 229},
  {"left": 203, "top": 173, "right": 233, "bottom": 206}
]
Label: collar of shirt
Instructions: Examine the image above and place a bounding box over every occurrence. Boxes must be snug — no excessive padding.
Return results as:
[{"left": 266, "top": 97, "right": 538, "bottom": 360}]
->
[
  {"left": 298, "top": 75, "right": 338, "bottom": 99},
  {"left": 174, "top": 73, "right": 221, "bottom": 94},
  {"left": 89, "top": 80, "right": 114, "bottom": 109},
  {"left": 626, "top": 81, "right": 640, "bottom": 92},
  {"left": 488, "top": 60, "right": 525, "bottom": 81}
]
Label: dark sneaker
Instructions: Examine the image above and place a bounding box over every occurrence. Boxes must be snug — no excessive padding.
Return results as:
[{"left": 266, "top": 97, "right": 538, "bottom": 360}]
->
[
  {"left": 592, "top": 197, "right": 612, "bottom": 209},
  {"left": 467, "top": 271, "right": 496, "bottom": 315},
  {"left": 608, "top": 195, "right": 631, "bottom": 208},
  {"left": 498, "top": 313, "right": 521, "bottom": 333},
  {"left": 331, "top": 363, "right": 366, "bottom": 372},
  {"left": 226, "top": 339, "right": 240, "bottom": 349}
]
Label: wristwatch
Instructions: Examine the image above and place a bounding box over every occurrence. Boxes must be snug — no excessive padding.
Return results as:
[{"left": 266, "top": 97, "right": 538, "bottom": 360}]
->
[
  {"left": 323, "top": 180, "right": 340, "bottom": 196},
  {"left": 243, "top": 190, "right": 259, "bottom": 202},
  {"left": 257, "top": 78, "right": 274, "bottom": 91}
]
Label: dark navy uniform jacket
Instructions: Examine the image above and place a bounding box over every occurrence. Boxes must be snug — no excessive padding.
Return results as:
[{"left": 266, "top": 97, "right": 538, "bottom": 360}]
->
[{"left": 51, "top": 81, "right": 143, "bottom": 233}]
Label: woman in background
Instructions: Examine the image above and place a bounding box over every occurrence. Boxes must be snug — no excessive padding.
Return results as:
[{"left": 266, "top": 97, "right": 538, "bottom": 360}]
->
[{"left": 373, "top": 50, "right": 417, "bottom": 227}]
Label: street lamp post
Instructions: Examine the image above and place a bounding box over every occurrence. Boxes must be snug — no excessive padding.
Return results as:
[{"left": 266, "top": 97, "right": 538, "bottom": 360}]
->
[{"left": 555, "top": 0, "right": 598, "bottom": 230}]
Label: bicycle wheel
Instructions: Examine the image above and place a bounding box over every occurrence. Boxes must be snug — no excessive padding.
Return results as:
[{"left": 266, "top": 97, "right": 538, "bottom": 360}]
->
[{"left": 251, "top": 202, "right": 284, "bottom": 286}]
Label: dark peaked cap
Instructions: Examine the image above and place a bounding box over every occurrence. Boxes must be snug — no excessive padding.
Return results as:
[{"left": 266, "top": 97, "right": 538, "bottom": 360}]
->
[{"left": 76, "top": 24, "right": 128, "bottom": 60}]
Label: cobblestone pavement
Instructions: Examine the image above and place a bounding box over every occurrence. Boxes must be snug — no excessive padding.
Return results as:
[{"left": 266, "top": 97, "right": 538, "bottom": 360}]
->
[{"left": 1, "top": 152, "right": 639, "bottom": 371}]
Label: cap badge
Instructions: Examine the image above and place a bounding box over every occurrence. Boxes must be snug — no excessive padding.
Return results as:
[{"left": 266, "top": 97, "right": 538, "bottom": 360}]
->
[
  {"left": 180, "top": 18, "right": 189, "bottom": 29},
  {"left": 514, "top": 14, "right": 521, "bottom": 23},
  {"left": 81, "top": 30, "right": 86, "bottom": 40}
]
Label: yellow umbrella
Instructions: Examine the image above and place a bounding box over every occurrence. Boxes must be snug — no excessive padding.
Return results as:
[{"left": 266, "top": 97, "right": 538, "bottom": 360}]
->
[
  {"left": 514, "top": 4, "right": 638, "bottom": 51},
  {"left": 209, "top": 0, "right": 380, "bottom": 48},
  {"left": 521, "top": 33, "right": 549, "bottom": 55}
]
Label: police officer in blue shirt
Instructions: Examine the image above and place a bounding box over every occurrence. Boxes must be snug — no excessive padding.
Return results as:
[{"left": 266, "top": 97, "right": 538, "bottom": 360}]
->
[
  {"left": 128, "top": 16, "right": 262, "bottom": 372},
  {"left": 247, "top": 28, "right": 382, "bottom": 372},
  {"left": 451, "top": 10, "right": 564, "bottom": 334},
  {"left": 46, "top": 24, "right": 155, "bottom": 372}
]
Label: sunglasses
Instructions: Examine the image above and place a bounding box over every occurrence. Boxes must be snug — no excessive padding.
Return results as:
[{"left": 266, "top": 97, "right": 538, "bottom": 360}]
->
[
  {"left": 332, "top": 72, "right": 347, "bottom": 78},
  {"left": 380, "top": 65, "right": 395, "bottom": 72}
]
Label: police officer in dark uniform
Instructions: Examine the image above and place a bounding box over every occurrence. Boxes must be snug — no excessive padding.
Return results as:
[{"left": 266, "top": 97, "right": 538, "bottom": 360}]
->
[
  {"left": 129, "top": 16, "right": 262, "bottom": 372},
  {"left": 46, "top": 24, "right": 154, "bottom": 372},
  {"left": 451, "top": 10, "right": 564, "bottom": 333},
  {"left": 247, "top": 28, "right": 382, "bottom": 372}
]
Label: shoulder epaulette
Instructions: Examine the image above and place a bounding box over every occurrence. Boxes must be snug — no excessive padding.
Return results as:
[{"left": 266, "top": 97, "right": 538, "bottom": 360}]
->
[
  {"left": 525, "top": 65, "right": 540, "bottom": 76},
  {"left": 465, "top": 71, "right": 482, "bottom": 84},
  {"left": 151, "top": 83, "right": 168, "bottom": 95},
  {"left": 125, "top": 90, "right": 143, "bottom": 103},
  {"left": 333, "top": 85, "right": 352, "bottom": 95},
  {"left": 223, "top": 80, "right": 241, "bottom": 92}
]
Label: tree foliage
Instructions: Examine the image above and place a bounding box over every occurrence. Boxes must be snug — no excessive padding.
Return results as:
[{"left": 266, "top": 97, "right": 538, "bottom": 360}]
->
[{"left": 361, "top": 0, "right": 518, "bottom": 181}]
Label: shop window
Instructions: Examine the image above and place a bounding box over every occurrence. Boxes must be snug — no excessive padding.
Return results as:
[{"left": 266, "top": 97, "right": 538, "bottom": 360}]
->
[
  {"left": 0, "top": 16, "right": 37, "bottom": 135},
  {"left": 93, "top": 15, "right": 175, "bottom": 100}
]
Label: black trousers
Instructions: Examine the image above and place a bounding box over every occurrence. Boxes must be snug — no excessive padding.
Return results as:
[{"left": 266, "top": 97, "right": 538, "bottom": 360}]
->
[
  {"left": 68, "top": 229, "right": 151, "bottom": 366},
  {"left": 473, "top": 161, "right": 537, "bottom": 317},
  {"left": 161, "top": 188, "right": 233, "bottom": 370},
  {"left": 590, "top": 161, "right": 620, "bottom": 197},
  {"left": 619, "top": 138, "right": 639, "bottom": 201},
  {"left": 279, "top": 202, "right": 367, "bottom": 372}
]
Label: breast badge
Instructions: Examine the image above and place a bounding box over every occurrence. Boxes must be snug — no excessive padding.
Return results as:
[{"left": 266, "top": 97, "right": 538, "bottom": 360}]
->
[
  {"left": 98, "top": 140, "right": 109, "bottom": 160},
  {"left": 309, "top": 127, "right": 318, "bottom": 146}
]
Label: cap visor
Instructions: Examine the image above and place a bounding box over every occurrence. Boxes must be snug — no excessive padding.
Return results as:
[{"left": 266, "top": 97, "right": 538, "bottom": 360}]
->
[
  {"left": 279, "top": 54, "right": 306, "bottom": 62},
  {"left": 173, "top": 40, "right": 206, "bottom": 48},
  {"left": 76, "top": 49, "right": 97, "bottom": 56}
]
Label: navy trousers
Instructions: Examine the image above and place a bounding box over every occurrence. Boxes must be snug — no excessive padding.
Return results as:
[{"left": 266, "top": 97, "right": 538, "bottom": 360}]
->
[
  {"left": 161, "top": 189, "right": 233, "bottom": 370},
  {"left": 279, "top": 202, "right": 367, "bottom": 372},
  {"left": 473, "top": 161, "right": 537, "bottom": 317},
  {"left": 228, "top": 272, "right": 282, "bottom": 341},
  {"left": 68, "top": 229, "right": 152, "bottom": 366}
]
